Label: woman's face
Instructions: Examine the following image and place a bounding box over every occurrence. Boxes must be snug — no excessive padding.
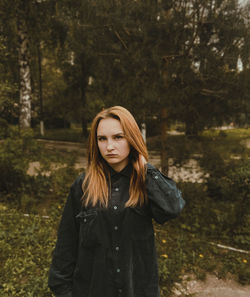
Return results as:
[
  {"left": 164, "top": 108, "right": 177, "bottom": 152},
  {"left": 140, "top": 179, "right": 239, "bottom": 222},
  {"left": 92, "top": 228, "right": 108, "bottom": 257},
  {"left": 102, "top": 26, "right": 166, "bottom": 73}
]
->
[{"left": 97, "top": 117, "right": 130, "bottom": 172}]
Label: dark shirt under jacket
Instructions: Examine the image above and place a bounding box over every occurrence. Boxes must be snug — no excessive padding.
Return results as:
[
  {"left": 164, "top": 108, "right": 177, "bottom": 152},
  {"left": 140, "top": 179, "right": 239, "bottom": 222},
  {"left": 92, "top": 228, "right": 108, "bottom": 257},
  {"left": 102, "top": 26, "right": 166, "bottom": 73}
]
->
[{"left": 48, "top": 163, "right": 185, "bottom": 297}]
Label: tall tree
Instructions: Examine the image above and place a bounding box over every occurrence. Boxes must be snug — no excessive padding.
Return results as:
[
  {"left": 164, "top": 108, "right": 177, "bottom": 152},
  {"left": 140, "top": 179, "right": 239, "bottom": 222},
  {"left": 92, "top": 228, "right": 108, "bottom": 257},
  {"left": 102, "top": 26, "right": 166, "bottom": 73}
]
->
[
  {"left": 17, "top": 1, "right": 32, "bottom": 129},
  {"left": 0, "top": 0, "right": 56, "bottom": 130}
]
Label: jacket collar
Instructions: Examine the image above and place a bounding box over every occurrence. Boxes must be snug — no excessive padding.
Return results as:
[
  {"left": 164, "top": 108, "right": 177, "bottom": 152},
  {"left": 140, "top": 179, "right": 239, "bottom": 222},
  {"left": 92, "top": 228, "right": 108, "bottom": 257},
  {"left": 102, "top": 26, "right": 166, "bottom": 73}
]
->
[{"left": 109, "top": 162, "right": 132, "bottom": 178}]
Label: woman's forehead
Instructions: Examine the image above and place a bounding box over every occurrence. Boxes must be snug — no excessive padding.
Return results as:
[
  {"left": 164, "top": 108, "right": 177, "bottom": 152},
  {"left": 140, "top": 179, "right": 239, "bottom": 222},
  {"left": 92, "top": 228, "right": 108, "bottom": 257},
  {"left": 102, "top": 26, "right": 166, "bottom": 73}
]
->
[{"left": 97, "top": 118, "right": 124, "bottom": 135}]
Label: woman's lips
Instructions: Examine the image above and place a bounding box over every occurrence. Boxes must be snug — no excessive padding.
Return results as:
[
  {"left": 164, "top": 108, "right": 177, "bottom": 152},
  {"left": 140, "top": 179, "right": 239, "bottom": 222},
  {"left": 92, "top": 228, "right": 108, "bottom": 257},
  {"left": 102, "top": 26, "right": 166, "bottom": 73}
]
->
[{"left": 106, "top": 154, "right": 118, "bottom": 157}]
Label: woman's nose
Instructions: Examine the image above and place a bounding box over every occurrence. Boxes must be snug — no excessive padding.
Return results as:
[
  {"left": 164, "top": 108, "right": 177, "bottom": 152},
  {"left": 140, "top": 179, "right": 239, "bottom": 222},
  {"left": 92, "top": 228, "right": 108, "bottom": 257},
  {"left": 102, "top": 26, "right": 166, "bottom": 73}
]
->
[{"left": 107, "top": 140, "right": 114, "bottom": 151}]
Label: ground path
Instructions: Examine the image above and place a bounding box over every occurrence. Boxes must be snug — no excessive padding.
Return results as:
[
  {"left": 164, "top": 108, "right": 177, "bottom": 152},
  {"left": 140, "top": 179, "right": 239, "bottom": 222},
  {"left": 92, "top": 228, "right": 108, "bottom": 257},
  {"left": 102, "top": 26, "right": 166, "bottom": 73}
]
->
[
  {"left": 30, "top": 139, "right": 209, "bottom": 183},
  {"left": 173, "top": 274, "right": 250, "bottom": 297}
]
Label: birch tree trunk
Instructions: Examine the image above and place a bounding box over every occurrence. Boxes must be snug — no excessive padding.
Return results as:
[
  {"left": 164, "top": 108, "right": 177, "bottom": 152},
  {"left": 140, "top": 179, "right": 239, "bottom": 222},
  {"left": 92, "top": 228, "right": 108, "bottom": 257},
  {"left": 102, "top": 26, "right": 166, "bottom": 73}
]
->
[
  {"left": 17, "top": 15, "right": 32, "bottom": 129},
  {"left": 80, "top": 57, "right": 89, "bottom": 137},
  {"left": 37, "top": 42, "right": 44, "bottom": 136}
]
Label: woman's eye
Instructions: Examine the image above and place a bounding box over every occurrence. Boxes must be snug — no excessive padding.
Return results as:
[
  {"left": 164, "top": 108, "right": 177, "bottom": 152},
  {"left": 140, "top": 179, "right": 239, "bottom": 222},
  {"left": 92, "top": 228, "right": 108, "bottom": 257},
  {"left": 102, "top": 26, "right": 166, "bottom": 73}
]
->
[
  {"left": 98, "top": 137, "right": 106, "bottom": 141},
  {"left": 115, "top": 135, "right": 123, "bottom": 139}
]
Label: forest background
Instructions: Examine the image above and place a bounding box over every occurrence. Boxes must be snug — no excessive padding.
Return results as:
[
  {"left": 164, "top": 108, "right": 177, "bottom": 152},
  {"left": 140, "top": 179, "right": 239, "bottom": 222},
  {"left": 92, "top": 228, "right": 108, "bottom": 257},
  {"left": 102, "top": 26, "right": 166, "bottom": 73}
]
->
[{"left": 0, "top": 0, "right": 249, "bottom": 296}]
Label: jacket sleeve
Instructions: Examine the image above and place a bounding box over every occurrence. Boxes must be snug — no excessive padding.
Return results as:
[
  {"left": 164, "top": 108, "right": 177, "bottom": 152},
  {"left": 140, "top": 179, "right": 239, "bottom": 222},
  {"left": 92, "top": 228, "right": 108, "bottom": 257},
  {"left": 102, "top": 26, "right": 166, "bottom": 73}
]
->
[
  {"left": 146, "top": 163, "right": 185, "bottom": 224},
  {"left": 48, "top": 175, "right": 84, "bottom": 297}
]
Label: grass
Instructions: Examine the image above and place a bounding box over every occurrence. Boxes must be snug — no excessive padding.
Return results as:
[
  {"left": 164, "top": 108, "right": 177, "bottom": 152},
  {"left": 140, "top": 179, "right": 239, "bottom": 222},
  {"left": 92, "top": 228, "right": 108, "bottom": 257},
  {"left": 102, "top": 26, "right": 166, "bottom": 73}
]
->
[
  {"left": 0, "top": 205, "right": 58, "bottom": 297},
  {"left": 155, "top": 181, "right": 250, "bottom": 296},
  {"left": 203, "top": 128, "right": 250, "bottom": 139},
  {"left": 156, "top": 223, "right": 250, "bottom": 296}
]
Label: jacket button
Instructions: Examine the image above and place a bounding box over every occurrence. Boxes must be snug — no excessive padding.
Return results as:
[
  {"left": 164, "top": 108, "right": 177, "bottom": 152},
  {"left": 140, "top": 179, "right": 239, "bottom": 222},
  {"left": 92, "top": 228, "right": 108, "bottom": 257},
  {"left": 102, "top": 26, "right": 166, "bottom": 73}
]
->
[
  {"left": 116, "top": 268, "right": 120, "bottom": 273},
  {"left": 115, "top": 246, "right": 119, "bottom": 251},
  {"left": 114, "top": 187, "right": 119, "bottom": 192},
  {"left": 114, "top": 226, "right": 118, "bottom": 230},
  {"left": 114, "top": 206, "right": 118, "bottom": 210},
  {"left": 154, "top": 175, "right": 159, "bottom": 179},
  {"left": 83, "top": 218, "right": 87, "bottom": 223}
]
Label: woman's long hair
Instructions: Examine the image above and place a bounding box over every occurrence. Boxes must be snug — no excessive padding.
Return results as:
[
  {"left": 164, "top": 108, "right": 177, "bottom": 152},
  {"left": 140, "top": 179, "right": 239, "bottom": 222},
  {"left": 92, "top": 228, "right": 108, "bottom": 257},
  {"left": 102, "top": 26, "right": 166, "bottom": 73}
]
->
[{"left": 82, "top": 106, "right": 149, "bottom": 208}]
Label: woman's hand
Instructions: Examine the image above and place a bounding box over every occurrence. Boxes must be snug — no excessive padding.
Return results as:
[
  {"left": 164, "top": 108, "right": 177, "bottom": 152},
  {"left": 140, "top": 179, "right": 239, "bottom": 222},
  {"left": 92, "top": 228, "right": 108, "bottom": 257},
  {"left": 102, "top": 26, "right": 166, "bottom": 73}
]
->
[{"left": 139, "top": 154, "right": 147, "bottom": 167}]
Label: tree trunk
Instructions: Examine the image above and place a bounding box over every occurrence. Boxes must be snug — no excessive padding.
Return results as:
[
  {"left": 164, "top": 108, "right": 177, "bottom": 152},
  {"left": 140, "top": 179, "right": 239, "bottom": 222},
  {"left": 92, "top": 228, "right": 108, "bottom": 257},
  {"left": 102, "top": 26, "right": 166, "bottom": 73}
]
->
[
  {"left": 17, "top": 16, "right": 32, "bottom": 129},
  {"left": 80, "top": 57, "right": 89, "bottom": 138},
  {"left": 80, "top": 78, "right": 89, "bottom": 137},
  {"left": 185, "top": 120, "right": 199, "bottom": 137},
  {"left": 141, "top": 123, "right": 146, "bottom": 144},
  {"left": 37, "top": 42, "right": 44, "bottom": 136},
  {"left": 160, "top": 107, "right": 168, "bottom": 175}
]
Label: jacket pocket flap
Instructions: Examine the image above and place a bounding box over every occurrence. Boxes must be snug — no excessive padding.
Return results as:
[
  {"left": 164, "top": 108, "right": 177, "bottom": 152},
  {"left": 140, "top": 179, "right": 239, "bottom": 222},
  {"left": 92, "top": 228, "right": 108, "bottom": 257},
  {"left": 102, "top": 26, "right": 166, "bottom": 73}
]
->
[{"left": 76, "top": 209, "right": 97, "bottom": 223}]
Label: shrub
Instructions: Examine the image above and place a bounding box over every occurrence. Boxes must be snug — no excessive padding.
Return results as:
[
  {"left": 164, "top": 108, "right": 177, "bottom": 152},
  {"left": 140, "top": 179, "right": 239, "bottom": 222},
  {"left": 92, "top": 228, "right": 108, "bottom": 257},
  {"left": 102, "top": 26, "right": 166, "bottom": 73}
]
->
[
  {"left": 0, "top": 118, "right": 9, "bottom": 138},
  {"left": 0, "top": 126, "right": 81, "bottom": 211},
  {"left": 156, "top": 179, "right": 250, "bottom": 294},
  {"left": 0, "top": 127, "right": 41, "bottom": 201}
]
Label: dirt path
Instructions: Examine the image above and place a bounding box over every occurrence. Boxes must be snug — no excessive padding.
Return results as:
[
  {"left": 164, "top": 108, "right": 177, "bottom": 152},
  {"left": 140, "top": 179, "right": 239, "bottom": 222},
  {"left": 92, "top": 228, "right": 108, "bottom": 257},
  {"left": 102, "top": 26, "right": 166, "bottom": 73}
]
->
[
  {"left": 31, "top": 139, "right": 209, "bottom": 183},
  {"left": 173, "top": 274, "right": 250, "bottom": 297},
  {"left": 242, "top": 138, "right": 250, "bottom": 149}
]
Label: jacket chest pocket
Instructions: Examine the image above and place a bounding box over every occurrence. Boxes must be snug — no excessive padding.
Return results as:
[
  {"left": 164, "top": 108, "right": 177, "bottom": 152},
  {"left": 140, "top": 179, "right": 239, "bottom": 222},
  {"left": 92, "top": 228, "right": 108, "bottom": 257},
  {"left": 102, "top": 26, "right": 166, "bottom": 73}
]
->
[{"left": 76, "top": 209, "right": 99, "bottom": 247}]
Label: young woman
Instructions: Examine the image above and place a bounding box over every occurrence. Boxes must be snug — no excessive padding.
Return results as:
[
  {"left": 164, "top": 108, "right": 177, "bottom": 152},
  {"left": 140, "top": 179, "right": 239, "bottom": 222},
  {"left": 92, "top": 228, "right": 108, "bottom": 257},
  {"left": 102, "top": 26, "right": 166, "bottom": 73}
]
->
[{"left": 48, "top": 106, "right": 185, "bottom": 297}]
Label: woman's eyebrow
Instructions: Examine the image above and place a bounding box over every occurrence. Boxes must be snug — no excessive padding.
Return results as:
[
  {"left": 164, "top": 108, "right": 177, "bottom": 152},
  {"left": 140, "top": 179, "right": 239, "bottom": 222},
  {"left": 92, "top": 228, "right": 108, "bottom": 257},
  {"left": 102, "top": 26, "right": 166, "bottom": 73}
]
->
[{"left": 97, "top": 132, "right": 124, "bottom": 136}]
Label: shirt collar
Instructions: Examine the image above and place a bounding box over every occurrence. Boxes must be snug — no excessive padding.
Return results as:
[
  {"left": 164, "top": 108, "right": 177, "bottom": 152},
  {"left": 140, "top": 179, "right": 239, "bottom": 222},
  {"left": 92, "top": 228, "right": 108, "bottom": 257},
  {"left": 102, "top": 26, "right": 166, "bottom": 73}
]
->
[{"left": 109, "top": 162, "right": 132, "bottom": 178}]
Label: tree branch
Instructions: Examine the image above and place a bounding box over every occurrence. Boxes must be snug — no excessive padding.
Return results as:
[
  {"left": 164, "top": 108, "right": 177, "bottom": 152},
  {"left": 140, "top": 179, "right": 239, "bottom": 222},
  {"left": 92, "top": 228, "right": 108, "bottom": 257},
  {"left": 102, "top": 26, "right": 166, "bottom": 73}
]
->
[{"left": 114, "top": 30, "right": 128, "bottom": 50}]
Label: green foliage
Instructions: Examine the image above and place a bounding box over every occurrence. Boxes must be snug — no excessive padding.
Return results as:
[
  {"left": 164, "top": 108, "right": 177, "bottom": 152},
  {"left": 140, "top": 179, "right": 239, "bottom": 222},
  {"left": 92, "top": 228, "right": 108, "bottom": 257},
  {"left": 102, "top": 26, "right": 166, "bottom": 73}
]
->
[
  {"left": 178, "top": 178, "right": 250, "bottom": 248},
  {"left": 156, "top": 179, "right": 250, "bottom": 295},
  {"left": 34, "top": 127, "right": 86, "bottom": 143},
  {"left": 0, "top": 127, "right": 83, "bottom": 296},
  {"left": 1, "top": 0, "right": 249, "bottom": 135},
  {"left": 0, "top": 126, "right": 81, "bottom": 211},
  {"left": 152, "top": 129, "right": 250, "bottom": 291},
  {"left": 0, "top": 127, "right": 41, "bottom": 200},
  {"left": 0, "top": 207, "right": 58, "bottom": 297},
  {"left": 206, "top": 159, "right": 249, "bottom": 201},
  {"left": 49, "top": 161, "right": 83, "bottom": 202},
  {"left": 28, "top": 0, "right": 248, "bottom": 135},
  {"left": 197, "top": 130, "right": 249, "bottom": 245},
  {"left": 153, "top": 126, "right": 250, "bottom": 292},
  {"left": 0, "top": 31, "right": 19, "bottom": 126},
  {"left": 0, "top": 118, "right": 9, "bottom": 138}
]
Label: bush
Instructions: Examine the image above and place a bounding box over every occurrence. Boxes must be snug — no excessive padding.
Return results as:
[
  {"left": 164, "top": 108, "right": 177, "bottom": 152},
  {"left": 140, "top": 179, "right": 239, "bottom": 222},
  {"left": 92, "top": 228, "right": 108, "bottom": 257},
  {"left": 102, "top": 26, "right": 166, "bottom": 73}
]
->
[
  {"left": 0, "top": 118, "right": 9, "bottom": 138},
  {"left": 156, "top": 179, "right": 250, "bottom": 295},
  {"left": 206, "top": 159, "right": 249, "bottom": 201},
  {"left": 0, "top": 126, "right": 81, "bottom": 211},
  {"left": 0, "top": 127, "right": 41, "bottom": 200},
  {"left": 35, "top": 128, "right": 86, "bottom": 143},
  {"left": 44, "top": 116, "right": 71, "bottom": 129},
  {"left": 0, "top": 126, "right": 82, "bottom": 295}
]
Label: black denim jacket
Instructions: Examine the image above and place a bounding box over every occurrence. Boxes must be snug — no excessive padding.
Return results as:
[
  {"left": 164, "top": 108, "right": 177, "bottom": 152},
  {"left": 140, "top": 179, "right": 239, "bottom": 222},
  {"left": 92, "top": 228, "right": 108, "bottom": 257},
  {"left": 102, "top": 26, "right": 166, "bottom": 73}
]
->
[{"left": 48, "top": 163, "right": 185, "bottom": 297}]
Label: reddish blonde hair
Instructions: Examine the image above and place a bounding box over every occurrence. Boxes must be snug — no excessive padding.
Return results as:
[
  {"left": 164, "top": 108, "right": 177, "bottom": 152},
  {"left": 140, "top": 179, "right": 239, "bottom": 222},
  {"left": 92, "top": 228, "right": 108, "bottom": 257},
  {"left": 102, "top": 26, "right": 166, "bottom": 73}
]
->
[{"left": 82, "top": 106, "right": 148, "bottom": 207}]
